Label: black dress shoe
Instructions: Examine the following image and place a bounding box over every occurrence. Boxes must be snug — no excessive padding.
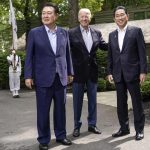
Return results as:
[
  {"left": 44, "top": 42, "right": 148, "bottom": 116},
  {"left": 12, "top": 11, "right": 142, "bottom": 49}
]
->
[
  {"left": 112, "top": 129, "right": 130, "bottom": 137},
  {"left": 56, "top": 138, "right": 72, "bottom": 145},
  {"left": 73, "top": 128, "right": 80, "bottom": 137},
  {"left": 39, "top": 144, "right": 48, "bottom": 150},
  {"left": 16, "top": 95, "right": 20, "bottom": 98},
  {"left": 135, "top": 132, "right": 144, "bottom": 140},
  {"left": 88, "top": 126, "right": 101, "bottom": 134}
]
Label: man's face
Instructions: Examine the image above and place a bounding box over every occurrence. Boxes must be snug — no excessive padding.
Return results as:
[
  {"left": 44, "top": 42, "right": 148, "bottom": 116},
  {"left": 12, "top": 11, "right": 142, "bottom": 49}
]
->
[
  {"left": 42, "top": 6, "right": 58, "bottom": 26},
  {"left": 114, "top": 9, "right": 128, "bottom": 29},
  {"left": 12, "top": 50, "right": 16, "bottom": 54},
  {"left": 78, "top": 10, "right": 91, "bottom": 28}
]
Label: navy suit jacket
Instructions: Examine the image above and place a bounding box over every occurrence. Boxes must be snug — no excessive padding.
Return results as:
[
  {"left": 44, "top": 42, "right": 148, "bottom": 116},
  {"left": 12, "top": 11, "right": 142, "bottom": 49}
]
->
[
  {"left": 24, "top": 25, "right": 73, "bottom": 87},
  {"left": 69, "top": 26, "right": 107, "bottom": 83},
  {"left": 107, "top": 26, "right": 147, "bottom": 83}
]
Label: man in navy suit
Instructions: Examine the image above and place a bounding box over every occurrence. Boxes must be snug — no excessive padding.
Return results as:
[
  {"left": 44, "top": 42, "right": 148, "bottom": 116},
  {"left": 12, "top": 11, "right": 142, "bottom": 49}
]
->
[
  {"left": 107, "top": 6, "right": 147, "bottom": 141},
  {"left": 69, "top": 8, "right": 108, "bottom": 137},
  {"left": 24, "top": 3, "right": 73, "bottom": 150}
]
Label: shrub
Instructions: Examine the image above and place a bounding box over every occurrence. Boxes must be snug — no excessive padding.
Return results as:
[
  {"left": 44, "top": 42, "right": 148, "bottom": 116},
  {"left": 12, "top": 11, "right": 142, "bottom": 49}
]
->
[
  {"left": 96, "top": 50, "right": 107, "bottom": 78},
  {"left": 141, "top": 73, "right": 150, "bottom": 101},
  {"left": 0, "top": 51, "right": 9, "bottom": 89},
  {"left": 97, "top": 78, "right": 106, "bottom": 92}
]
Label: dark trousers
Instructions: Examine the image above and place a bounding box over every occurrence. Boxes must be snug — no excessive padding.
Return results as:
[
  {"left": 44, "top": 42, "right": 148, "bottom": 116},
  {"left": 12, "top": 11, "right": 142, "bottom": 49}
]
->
[
  {"left": 72, "top": 80, "right": 97, "bottom": 129},
  {"left": 115, "top": 77, "right": 145, "bottom": 133},
  {"left": 35, "top": 74, "right": 66, "bottom": 144}
]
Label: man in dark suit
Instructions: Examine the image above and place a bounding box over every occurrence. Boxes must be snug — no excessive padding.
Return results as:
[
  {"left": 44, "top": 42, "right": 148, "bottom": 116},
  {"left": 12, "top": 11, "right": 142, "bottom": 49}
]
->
[
  {"left": 24, "top": 3, "right": 73, "bottom": 150},
  {"left": 69, "top": 8, "right": 108, "bottom": 137},
  {"left": 107, "top": 6, "right": 147, "bottom": 141}
]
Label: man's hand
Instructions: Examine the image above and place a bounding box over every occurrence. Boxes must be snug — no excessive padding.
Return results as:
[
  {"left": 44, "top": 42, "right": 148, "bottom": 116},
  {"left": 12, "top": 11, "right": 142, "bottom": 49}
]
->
[
  {"left": 25, "top": 79, "right": 34, "bottom": 89},
  {"left": 107, "top": 74, "right": 114, "bottom": 84},
  {"left": 140, "top": 73, "right": 146, "bottom": 85},
  {"left": 67, "top": 76, "right": 74, "bottom": 84}
]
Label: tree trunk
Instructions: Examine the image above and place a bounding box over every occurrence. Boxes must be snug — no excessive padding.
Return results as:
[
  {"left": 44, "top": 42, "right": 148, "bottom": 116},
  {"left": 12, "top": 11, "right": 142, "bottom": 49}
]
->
[
  {"left": 68, "top": 0, "right": 79, "bottom": 28},
  {"left": 24, "top": 0, "right": 31, "bottom": 43}
]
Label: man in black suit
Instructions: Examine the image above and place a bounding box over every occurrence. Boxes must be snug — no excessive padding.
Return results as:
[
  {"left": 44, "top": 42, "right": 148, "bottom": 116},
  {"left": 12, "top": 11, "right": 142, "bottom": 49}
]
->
[
  {"left": 69, "top": 8, "right": 108, "bottom": 137},
  {"left": 107, "top": 6, "right": 147, "bottom": 140}
]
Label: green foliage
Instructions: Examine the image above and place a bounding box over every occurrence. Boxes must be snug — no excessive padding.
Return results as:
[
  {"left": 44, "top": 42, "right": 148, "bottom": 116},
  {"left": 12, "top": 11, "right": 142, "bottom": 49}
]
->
[
  {"left": 0, "top": 0, "right": 38, "bottom": 51},
  {"left": 96, "top": 50, "right": 107, "bottom": 78},
  {"left": 97, "top": 78, "right": 106, "bottom": 91},
  {"left": 0, "top": 51, "right": 9, "bottom": 89},
  {"left": 96, "top": 50, "right": 115, "bottom": 91},
  {"left": 53, "top": 0, "right": 69, "bottom": 16},
  {"left": 80, "top": 0, "right": 104, "bottom": 14},
  {"left": 0, "top": 50, "right": 26, "bottom": 89},
  {"left": 97, "top": 78, "right": 116, "bottom": 92},
  {"left": 141, "top": 73, "right": 150, "bottom": 101}
]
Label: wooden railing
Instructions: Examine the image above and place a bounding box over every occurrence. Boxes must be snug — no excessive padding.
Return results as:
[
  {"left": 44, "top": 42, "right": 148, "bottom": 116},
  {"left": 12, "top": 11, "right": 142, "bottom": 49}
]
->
[{"left": 93, "top": 6, "right": 150, "bottom": 24}]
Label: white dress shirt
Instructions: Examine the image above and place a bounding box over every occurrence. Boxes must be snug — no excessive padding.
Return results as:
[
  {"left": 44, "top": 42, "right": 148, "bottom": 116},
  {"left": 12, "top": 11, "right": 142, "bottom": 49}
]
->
[
  {"left": 117, "top": 25, "right": 127, "bottom": 51},
  {"left": 80, "top": 25, "right": 93, "bottom": 53}
]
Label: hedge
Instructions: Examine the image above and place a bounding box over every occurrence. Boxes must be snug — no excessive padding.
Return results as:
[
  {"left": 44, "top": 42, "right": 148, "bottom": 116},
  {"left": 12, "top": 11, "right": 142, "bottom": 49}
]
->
[
  {"left": 141, "top": 73, "right": 150, "bottom": 101},
  {"left": 0, "top": 49, "right": 108, "bottom": 89},
  {"left": 96, "top": 50, "right": 107, "bottom": 78},
  {"left": 0, "top": 51, "right": 9, "bottom": 89},
  {"left": 0, "top": 50, "right": 150, "bottom": 102}
]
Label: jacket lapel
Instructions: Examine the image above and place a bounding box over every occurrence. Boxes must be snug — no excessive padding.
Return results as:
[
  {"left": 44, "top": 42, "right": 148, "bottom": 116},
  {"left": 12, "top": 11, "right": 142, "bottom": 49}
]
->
[
  {"left": 121, "top": 26, "right": 130, "bottom": 53},
  {"left": 75, "top": 26, "right": 89, "bottom": 52},
  {"left": 114, "top": 30, "right": 120, "bottom": 52},
  {"left": 41, "top": 26, "right": 55, "bottom": 55},
  {"left": 90, "top": 28, "right": 97, "bottom": 53},
  {"left": 56, "top": 27, "right": 63, "bottom": 55}
]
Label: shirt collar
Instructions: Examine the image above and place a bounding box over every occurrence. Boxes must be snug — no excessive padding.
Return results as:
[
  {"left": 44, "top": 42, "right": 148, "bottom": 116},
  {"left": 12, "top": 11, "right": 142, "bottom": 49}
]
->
[
  {"left": 44, "top": 25, "right": 57, "bottom": 34},
  {"left": 117, "top": 24, "right": 128, "bottom": 32},
  {"left": 80, "top": 25, "right": 90, "bottom": 33}
]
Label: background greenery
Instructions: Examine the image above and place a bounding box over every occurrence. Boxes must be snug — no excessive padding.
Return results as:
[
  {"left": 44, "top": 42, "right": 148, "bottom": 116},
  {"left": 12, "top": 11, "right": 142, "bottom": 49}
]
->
[
  {"left": 0, "top": 49, "right": 150, "bottom": 101},
  {"left": 0, "top": 0, "right": 150, "bottom": 100},
  {"left": 141, "top": 74, "right": 150, "bottom": 101},
  {"left": 0, "top": 50, "right": 142, "bottom": 91},
  {"left": 1, "top": 0, "right": 150, "bottom": 51},
  {"left": 0, "top": 50, "right": 110, "bottom": 90}
]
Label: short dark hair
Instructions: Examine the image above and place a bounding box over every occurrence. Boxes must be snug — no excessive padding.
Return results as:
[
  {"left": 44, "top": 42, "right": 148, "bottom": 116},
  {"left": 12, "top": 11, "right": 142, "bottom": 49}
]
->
[
  {"left": 113, "top": 6, "right": 128, "bottom": 17},
  {"left": 42, "top": 2, "right": 59, "bottom": 14}
]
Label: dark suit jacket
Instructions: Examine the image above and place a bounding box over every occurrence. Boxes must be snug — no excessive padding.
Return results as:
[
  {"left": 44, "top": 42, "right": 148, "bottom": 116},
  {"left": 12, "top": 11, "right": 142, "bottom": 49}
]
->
[
  {"left": 69, "top": 26, "right": 107, "bottom": 83},
  {"left": 24, "top": 25, "right": 73, "bottom": 87},
  {"left": 107, "top": 25, "right": 147, "bottom": 83}
]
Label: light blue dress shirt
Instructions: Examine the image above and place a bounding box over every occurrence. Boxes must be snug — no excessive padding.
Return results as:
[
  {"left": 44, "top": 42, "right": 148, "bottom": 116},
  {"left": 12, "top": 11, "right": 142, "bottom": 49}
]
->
[
  {"left": 45, "top": 25, "right": 57, "bottom": 55},
  {"left": 80, "top": 25, "right": 93, "bottom": 53}
]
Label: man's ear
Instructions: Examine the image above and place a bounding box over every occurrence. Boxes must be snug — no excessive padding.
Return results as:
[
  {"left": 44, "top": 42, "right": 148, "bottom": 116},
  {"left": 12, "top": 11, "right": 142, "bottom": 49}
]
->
[
  {"left": 127, "top": 14, "right": 129, "bottom": 21},
  {"left": 113, "top": 17, "right": 115, "bottom": 22}
]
